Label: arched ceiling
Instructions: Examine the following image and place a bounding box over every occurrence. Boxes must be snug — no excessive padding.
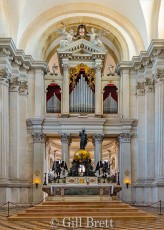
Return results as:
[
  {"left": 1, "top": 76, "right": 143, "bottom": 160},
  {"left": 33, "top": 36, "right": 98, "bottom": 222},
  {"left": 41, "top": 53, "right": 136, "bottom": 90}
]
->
[{"left": 0, "top": 0, "right": 163, "bottom": 63}]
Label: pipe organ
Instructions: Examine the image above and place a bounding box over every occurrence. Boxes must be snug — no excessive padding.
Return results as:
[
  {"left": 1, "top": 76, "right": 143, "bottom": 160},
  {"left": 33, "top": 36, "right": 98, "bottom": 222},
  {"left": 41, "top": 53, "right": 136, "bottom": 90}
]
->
[
  {"left": 47, "top": 95, "right": 61, "bottom": 113},
  {"left": 70, "top": 74, "right": 95, "bottom": 113},
  {"left": 103, "top": 93, "right": 118, "bottom": 113}
]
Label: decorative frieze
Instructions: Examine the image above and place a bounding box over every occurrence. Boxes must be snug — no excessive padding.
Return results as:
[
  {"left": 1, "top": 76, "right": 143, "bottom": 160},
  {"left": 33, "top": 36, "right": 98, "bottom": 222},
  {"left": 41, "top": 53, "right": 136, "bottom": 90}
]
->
[
  {"left": 119, "top": 133, "right": 131, "bottom": 143},
  {"left": 32, "top": 133, "right": 46, "bottom": 143}
]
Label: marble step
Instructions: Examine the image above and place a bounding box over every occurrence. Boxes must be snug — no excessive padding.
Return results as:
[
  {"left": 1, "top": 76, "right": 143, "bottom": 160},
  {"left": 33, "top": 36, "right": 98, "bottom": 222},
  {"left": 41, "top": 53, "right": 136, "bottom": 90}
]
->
[
  {"left": 29, "top": 208, "right": 138, "bottom": 212},
  {"left": 8, "top": 215, "right": 156, "bottom": 221}
]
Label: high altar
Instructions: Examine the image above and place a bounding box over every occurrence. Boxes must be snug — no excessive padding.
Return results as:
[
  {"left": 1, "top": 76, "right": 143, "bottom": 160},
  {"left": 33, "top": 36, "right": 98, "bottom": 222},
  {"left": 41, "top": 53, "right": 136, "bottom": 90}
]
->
[{"left": 43, "top": 128, "right": 121, "bottom": 198}]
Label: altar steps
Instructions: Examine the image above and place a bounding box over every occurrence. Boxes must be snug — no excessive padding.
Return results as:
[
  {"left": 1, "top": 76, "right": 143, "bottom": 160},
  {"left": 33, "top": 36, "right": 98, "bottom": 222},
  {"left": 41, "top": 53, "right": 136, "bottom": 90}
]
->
[{"left": 8, "top": 200, "right": 156, "bottom": 221}]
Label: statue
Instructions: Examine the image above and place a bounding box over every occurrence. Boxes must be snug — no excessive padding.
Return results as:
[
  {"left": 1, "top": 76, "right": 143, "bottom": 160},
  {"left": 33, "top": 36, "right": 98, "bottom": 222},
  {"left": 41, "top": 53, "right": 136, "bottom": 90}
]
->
[
  {"left": 57, "top": 23, "right": 75, "bottom": 48},
  {"left": 79, "top": 128, "right": 88, "bottom": 150},
  {"left": 88, "top": 27, "right": 106, "bottom": 46}
]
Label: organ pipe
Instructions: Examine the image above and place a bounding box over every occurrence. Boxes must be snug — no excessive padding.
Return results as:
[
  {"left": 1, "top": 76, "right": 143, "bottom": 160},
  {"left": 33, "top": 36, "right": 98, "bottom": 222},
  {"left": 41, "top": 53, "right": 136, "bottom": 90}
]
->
[{"left": 69, "top": 74, "right": 95, "bottom": 113}]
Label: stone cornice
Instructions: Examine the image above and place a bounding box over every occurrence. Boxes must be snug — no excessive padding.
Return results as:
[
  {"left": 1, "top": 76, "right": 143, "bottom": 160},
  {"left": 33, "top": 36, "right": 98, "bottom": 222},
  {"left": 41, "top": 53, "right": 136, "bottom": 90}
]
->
[
  {"left": 0, "top": 38, "right": 48, "bottom": 73},
  {"left": 117, "top": 39, "right": 164, "bottom": 72}
]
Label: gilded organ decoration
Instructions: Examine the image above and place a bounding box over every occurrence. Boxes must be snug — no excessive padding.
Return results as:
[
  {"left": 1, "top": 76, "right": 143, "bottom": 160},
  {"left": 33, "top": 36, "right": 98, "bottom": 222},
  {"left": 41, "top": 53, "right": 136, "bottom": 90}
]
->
[{"left": 69, "top": 63, "right": 95, "bottom": 90}]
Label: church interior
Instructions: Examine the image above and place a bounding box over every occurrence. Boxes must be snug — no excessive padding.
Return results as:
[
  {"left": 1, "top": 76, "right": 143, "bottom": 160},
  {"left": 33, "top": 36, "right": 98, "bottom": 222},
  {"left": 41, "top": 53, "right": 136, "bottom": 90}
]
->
[{"left": 0, "top": 0, "right": 164, "bottom": 229}]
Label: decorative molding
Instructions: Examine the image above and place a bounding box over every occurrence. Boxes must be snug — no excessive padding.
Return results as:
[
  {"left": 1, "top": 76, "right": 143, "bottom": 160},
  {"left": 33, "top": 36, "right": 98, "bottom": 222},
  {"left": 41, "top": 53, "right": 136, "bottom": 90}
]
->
[
  {"left": 32, "top": 133, "right": 46, "bottom": 143},
  {"left": 119, "top": 133, "right": 131, "bottom": 143},
  {"left": 69, "top": 63, "right": 95, "bottom": 90}
]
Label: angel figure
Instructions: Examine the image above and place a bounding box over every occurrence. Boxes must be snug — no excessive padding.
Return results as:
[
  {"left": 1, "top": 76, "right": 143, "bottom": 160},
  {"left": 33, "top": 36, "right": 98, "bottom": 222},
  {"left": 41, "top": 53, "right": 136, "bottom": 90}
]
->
[
  {"left": 88, "top": 27, "right": 106, "bottom": 46},
  {"left": 57, "top": 23, "right": 75, "bottom": 48}
]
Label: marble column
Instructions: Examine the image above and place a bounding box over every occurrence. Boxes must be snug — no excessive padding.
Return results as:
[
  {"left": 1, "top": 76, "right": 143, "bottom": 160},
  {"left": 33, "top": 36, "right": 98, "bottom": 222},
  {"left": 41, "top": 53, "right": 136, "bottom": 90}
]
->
[
  {"left": 60, "top": 133, "right": 71, "bottom": 168},
  {"left": 32, "top": 133, "right": 46, "bottom": 203},
  {"left": 62, "top": 62, "right": 70, "bottom": 116},
  {"left": 0, "top": 50, "right": 11, "bottom": 203},
  {"left": 119, "top": 133, "right": 131, "bottom": 202},
  {"left": 95, "top": 60, "right": 102, "bottom": 116},
  {"left": 92, "top": 133, "right": 104, "bottom": 169}
]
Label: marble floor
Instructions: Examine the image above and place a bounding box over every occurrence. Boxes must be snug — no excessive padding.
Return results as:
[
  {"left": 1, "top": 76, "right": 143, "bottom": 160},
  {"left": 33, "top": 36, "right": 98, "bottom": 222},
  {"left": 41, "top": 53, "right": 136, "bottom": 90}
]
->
[{"left": 0, "top": 206, "right": 164, "bottom": 229}]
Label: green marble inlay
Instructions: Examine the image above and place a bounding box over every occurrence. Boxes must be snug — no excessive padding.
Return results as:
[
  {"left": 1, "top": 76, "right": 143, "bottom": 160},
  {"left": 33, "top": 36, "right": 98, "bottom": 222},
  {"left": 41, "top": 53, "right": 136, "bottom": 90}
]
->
[{"left": 64, "top": 188, "right": 99, "bottom": 195}]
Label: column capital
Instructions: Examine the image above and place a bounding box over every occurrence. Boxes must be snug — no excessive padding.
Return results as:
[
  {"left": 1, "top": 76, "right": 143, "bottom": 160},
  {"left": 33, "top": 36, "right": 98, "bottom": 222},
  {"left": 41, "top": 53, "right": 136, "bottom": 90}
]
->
[
  {"left": 153, "top": 68, "right": 164, "bottom": 82},
  {"left": 144, "top": 78, "right": 155, "bottom": 92},
  {"left": 62, "top": 64, "right": 70, "bottom": 71},
  {"left": 92, "top": 133, "right": 104, "bottom": 144},
  {"left": 0, "top": 68, "right": 10, "bottom": 85},
  {"left": 119, "top": 133, "right": 131, "bottom": 143},
  {"left": 9, "top": 77, "right": 20, "bottom": 92},
  {"left": 19, "top": 80, "right": 28, "bottom": 95},
  {"left": 95, "top": 64, "right": 103, "bottom": 71},
  {"left": 136, "top": 81, "right": 145, "bottom": 96},
  {"left": 60, "top": 133, "right": 71, "bottom": 145},
  {"left": 32, "top": 133, "right": 46, "bottom": 143}
]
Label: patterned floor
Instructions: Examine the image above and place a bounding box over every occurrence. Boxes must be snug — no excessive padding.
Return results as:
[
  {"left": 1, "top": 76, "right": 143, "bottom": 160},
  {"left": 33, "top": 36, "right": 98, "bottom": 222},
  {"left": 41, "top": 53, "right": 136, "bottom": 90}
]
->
[{"left": 0, "top": 205, "right": 164, "bottom": 229}]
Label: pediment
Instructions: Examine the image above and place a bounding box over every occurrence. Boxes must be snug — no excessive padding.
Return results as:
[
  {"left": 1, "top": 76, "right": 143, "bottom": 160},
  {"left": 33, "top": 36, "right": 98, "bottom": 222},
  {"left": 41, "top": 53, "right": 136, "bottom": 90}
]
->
[{"left": 57, "top": 39, "right": 107, "bottom": 55}]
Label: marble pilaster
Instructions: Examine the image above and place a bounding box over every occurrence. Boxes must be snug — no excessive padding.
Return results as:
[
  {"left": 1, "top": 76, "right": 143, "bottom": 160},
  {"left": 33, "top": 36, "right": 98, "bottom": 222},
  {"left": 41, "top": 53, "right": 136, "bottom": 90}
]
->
[
  {"left": 9, "top": 62, "right": 20, "bottom": 181},
  {"left": 34, "top": 69, "right": 44, "bottom": 116},
  {"left": 19, "top": 77, "right": 28, "bottom": 182},
  {"left": 118, "top": 133, "right": 131, "bottom": 202},
  {"left": 154, "top": 69, "right": 164, "bottom": 181},
  {"left": 120, "top": 69, "right": 130, "bottom": 118},
  {"left": 60, "top": 133, "right": 71, "bottom": 168},
  {"left": 95, "top": 61, "right": 102, "bottom": 116},
  {"left": 92, "top": 133, "right": 104, "bottom": 169},
  {"left": 62, "top": 62, "right": 70, "bottom": 116},
  {"left": 32, "top": 132, "right": 46, "bottom": 203},
  {"left": 0, "top": 50, "right": 11, "bottom": 181}
]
